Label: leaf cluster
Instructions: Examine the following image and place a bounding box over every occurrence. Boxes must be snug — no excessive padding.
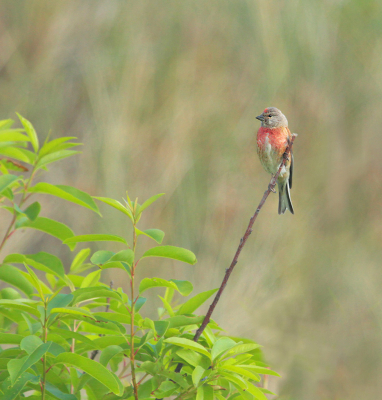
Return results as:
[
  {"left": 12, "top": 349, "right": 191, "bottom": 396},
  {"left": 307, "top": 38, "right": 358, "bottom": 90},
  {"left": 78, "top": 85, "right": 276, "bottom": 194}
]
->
[{"left": 0, "top": 116, "right": 278, "bottom": 399}]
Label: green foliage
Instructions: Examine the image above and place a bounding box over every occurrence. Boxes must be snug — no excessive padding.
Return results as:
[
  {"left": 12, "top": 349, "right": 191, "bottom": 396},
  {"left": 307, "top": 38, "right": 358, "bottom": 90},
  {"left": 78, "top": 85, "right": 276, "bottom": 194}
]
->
[{"left": 0, "top": 115, "right": 277, "bottom": 399}]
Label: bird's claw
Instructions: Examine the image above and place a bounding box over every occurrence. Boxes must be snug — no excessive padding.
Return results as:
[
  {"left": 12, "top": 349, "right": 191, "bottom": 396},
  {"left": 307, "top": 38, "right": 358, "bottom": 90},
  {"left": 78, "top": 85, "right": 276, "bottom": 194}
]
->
[
  {"left": 269, "top": 177, "right": 277, "bottom": 193},
  {"left": 283, "top": 151, "right": 290, "bottom": 161}
]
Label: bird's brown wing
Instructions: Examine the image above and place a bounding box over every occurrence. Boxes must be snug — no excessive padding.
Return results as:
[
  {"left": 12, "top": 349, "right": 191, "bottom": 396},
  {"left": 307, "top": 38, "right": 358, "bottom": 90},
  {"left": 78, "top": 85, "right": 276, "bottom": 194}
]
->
[{"left": 286, "top": 127, "right": 293, "bottom": 189}]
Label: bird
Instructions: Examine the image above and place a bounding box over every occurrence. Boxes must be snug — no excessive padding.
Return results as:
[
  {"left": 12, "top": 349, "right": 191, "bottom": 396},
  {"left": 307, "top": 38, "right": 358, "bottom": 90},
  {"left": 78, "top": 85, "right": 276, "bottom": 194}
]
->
[{"left": 256, "top": 107, "right": 294, "bottom": 214}]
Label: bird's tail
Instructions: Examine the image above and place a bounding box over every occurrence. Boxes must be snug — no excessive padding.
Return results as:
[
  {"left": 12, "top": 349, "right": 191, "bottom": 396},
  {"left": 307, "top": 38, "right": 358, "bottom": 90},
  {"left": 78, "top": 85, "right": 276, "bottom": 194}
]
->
[{"left": 278, "top": 180, "right": 294, "bottom": 215}]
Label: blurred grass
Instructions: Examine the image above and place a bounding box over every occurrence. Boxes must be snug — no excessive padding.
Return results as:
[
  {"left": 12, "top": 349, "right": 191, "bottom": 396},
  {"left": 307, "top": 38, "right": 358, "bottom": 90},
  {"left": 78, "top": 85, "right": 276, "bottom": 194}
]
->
[{"left": 1, "top": 0, "right": 382, "bottom": 398}]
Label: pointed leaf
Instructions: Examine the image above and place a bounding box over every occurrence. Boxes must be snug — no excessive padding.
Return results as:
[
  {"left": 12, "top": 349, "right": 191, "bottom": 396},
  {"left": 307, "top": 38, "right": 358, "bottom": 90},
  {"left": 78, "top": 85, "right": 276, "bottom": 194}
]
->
[
  {"left": 192, "top": 365, "right": 205, "bottom": 387},
  {"left": 141, "top": 245, "right": 197, "bottom": 265},
  {"left": 16, "top": 113, "right": 39, "bottom": 152},
  {"left": 4, "top": 252, "right": 65, "bottom": 280},
  {"left": 70, "top": 248, "right": 91, "bottom": 272},
  {"left": 9, "top": 342, "right": 51, "bottom": 384},
  {"left": 211, "top": 337, "right": 237, "bottom": 361},
  {"left": 0, "top": 264, "right": 34, "bottom": 297},
  {"left": 94, "top": 197, "right": 133, "bottom": 220},
  {"left": 136, "top": 228, "right": 165, "bottom": 244},
  {"left": 139, "top": 193, "right": 165, "bottom": 214},
  {"left": 29, "top": 183, "right": 100, "bottom": 215},
  {"left": 54, "top": 353, "right": 123, "bottom": 395},
  {"left": 63, "top": 234, "right": 128, "bottom": 246},
  {"left": 165, "top": 337, "right": 211, "bottom": 359},
  {"left": 176, "top": 289, "right": 218, "bottom": 315},
  {"left": 0, "top": 146, "right": 35, "bottom": 164},
  {"left": 23, "top": 201, "right": 41, "bottom": 221},
  {"left": 2, "top": 372, "right": 40, "bottom": 400},
  {"left": 0, "top": 174, "right": 19, "bottom": 193},
  {"left": 16, "top": 217, "right": 75, "bottom": 250},
  {"left": 36, "top": 150, "right": 81, "bottom": 168}
]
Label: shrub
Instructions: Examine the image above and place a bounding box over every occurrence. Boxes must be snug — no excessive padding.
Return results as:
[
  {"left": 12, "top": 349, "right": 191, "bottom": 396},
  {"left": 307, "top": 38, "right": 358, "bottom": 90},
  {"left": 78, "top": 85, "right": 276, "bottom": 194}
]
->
[{"left": 0, "top": 115, "right": 278, "bottom": 399}]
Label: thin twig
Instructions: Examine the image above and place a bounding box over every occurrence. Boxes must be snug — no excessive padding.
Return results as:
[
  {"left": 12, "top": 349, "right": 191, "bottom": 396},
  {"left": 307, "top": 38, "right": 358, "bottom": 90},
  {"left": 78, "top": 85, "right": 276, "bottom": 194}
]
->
[{"left": 174, "top": 134, "right": 297, "bottom": 373}]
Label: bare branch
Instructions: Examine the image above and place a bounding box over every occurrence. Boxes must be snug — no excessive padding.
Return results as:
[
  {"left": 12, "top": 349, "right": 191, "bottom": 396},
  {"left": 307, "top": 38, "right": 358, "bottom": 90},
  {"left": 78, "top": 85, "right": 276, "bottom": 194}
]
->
[{"left": 175, "top": 134, "right": 297, "bottom": 373}]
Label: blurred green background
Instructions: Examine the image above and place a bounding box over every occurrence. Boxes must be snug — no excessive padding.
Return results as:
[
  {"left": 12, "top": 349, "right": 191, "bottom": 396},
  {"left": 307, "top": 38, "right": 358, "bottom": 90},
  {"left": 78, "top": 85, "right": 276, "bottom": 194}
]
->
[{"left": 1, "top": 1, "right": 382, "bottom": 399}]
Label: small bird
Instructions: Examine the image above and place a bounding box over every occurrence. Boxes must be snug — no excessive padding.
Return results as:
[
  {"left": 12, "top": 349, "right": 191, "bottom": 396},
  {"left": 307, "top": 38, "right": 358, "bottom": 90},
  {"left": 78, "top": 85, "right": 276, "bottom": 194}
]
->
[{"left": 256, "top": 107, "right": 294, "bottom": 214}]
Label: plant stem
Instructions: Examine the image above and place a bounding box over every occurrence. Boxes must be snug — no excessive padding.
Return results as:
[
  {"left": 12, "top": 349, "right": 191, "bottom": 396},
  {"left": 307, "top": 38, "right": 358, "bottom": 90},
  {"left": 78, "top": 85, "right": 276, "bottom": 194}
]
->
[
  {"left": 175, "top": 134, "right": 297, "bottom": 373},
  {"left": 41, "top": 301, "right": 48, "bottom": 400},
  {"left": 0, "top": 166, "right": 37, "bottom": 253},
  {"left": 130, "top": 224, "right": 139, "bottom": 400}
]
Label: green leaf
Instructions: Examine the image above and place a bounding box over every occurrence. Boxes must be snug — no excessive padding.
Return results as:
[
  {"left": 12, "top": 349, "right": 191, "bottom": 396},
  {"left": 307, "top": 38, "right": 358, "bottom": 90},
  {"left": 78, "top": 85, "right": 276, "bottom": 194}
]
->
[
  {"left": 167, "top": 315, "right": 205, "bottom": 329},
  {"left": 159, "top": 295, "right": 175, "bottom": 317},
  {"left": 139, "top": 277, "right": 192, "bottom": 296},
  {"left": 0, "top": 264, "right": 34, "bottom": 297},
  {"left": 176, "top": 288, "right": 218, "bottom": 315},
  {"left": 136, "top": 228, "right": 165, "bottom": 244},
  {"left": 2, "top": 372, "right": 40, "bottom": 400},
  {"left": 221, "top": 365, "right": 260, "bottom": 382},
  {"left": 211, "top": 337, "right": 237, "bottom": 361},
  {"left": 238, "top": 365, "right": 280, "bottom": 377},
  {"left": 203, "top": 385, "right": 213, "bottom": 400},
  {"left": 54, "top": 352, "right": 123, "bottom": 395},
  {"left": 170, "top": 279, "right": 193, "bottom": 296},
  {"left": 63, "top": 234, "right": 128, "bottom": 246},
  {"left": 154, "top": 320, "right": 169, "bottom": 337},
  {"left": 109, "top": 249, "right": 134, "bottom": 266},
  {"left": 39, "top": 136, "right": 80, "bottom": 157},
  {"left": 8, "top": 341, "right": 51, "bottom": 384},
  {"left": 196, "top": 386, "right": 204, "bottom": 400},
  {"left": 0, "top": 299, "right": 39, "bottom": 317},
  {"left": 28, "top": 183, "right": 101, "bottom": 215},
  {"left": 244, "top": 382, "right": 269, "bottom": 400},
  {"left": 23, "top": 201, "right": 41, "bottom": 221},
  {"left": 17, "top": 217, "right": 75, "bottom": 250},
  {"left": 36, "top": 150, "right": 81, "bottom": 168},
  {"left": 225, "top": 343, "right": 262, "bottom": 357},
  {"left": 165, "top": 337, "right": 211, "bottom": 359},
  {"left": 138, "top": 193, "right": 165, "bottom": 214},
  {"left": 45, "top": 382, "right": 78, "bottom": 400},
  {"left": 0, "top": 119, "right": 15, "bottom": 130},
  {"left": 94, "top": 197, "right": 133, "bottom": 221},
  {"left": 192, "top": 365, "right": 205, "bottom": 387},
  {"left": 0, "top": 146, "right": 35, "bottom": 164},
  {"left": 16, "top": 113, "right": 39, "bottom": 152},
  {"left": 90, "top": 251, "right": 115, "bottom": 265},
  {"left": 0, "top": 130, "right": 29, "bottom": 142},
  {"left": 50, "top": 307, "right": 96, "bottom": 320},
  {"left": 47, "top": 293, "right": 74, "bottom": 314},
  {"left": 4, "top": 252, "right": 65, "bottom": 280},
  {"left": 20, "top": 335, "right": 43, "bottom": 354},
  {"left": 70, "top": 248, "right": 91, "bottom": 272},
  {"left": 0, "top": 174, "right": 19, "bottom": 193},
  {"left": 0, "top": 333, "right": 24, "bottom": 344},
  {"left": 80, "top": 270, "right": 101, "bottom": 288},
  {"left": 71, "top": 287, "right": 123, "bottom": 304},
  {"left": 154, "top": 381, "right": 178, "bottom": 399},
  {"left": 141, "top": 245, "right": 197, "bottom": 265},
  {"left": 99, "top": 345, "right": 124, "bottom": 367}
]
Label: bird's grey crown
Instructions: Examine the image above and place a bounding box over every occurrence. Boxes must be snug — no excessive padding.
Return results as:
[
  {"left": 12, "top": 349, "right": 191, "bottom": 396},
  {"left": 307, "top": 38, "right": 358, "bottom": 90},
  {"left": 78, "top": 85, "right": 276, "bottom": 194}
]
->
[{"left": 261, "top": 107, "right": 288, "bottom": 128}]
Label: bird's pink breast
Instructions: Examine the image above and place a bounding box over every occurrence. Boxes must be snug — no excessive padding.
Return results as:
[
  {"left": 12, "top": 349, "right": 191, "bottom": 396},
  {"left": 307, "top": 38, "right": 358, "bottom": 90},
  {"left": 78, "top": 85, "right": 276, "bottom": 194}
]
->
[{"left": 257, "top": 126, "right": 291, "bottom": 175}]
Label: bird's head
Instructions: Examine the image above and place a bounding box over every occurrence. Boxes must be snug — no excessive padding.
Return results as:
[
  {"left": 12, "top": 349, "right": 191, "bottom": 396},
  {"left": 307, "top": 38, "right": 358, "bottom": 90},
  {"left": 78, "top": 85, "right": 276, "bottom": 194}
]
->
[{"left": 256, "top": 107, "right": 288, "bottom": 128}]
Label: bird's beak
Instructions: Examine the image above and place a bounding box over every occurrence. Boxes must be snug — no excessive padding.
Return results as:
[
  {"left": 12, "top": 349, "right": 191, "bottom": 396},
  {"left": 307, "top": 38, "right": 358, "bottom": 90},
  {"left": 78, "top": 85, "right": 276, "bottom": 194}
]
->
[{"left": 256, "top": 114, "right": 265, "bottom": 122}]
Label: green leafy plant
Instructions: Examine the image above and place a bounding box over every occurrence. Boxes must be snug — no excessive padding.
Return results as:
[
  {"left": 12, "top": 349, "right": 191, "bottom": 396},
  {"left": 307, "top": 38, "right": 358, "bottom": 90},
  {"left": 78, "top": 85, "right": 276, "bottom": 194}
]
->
[{"left": 0, "top": 115, "right": 278, "bottom": 399}]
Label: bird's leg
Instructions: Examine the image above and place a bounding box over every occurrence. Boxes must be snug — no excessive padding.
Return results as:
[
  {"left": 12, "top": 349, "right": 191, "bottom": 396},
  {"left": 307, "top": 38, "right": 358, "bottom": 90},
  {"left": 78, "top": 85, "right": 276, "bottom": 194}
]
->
[
  {"left": 268, "top": 175, "right": 277, "bottom": 193},
  {"left": 283, "top": 151, "right": 290, "bottom": 161}
]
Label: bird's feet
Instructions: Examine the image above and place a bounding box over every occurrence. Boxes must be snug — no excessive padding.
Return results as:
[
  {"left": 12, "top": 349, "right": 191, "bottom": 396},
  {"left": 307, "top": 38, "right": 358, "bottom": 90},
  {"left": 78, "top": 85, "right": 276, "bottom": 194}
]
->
[
  {"left": 283, "top": 151, "right": 290, "bottom": 161},
  {"left": 269, "top": 176, "right": 277, "bottom": 193}
]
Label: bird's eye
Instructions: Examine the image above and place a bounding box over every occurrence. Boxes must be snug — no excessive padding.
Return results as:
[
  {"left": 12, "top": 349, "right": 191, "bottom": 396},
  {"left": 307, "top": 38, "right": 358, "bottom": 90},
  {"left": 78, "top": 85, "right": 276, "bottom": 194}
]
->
[{"left": 268, "top": 114, "right": 272, "bottom": 118}]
